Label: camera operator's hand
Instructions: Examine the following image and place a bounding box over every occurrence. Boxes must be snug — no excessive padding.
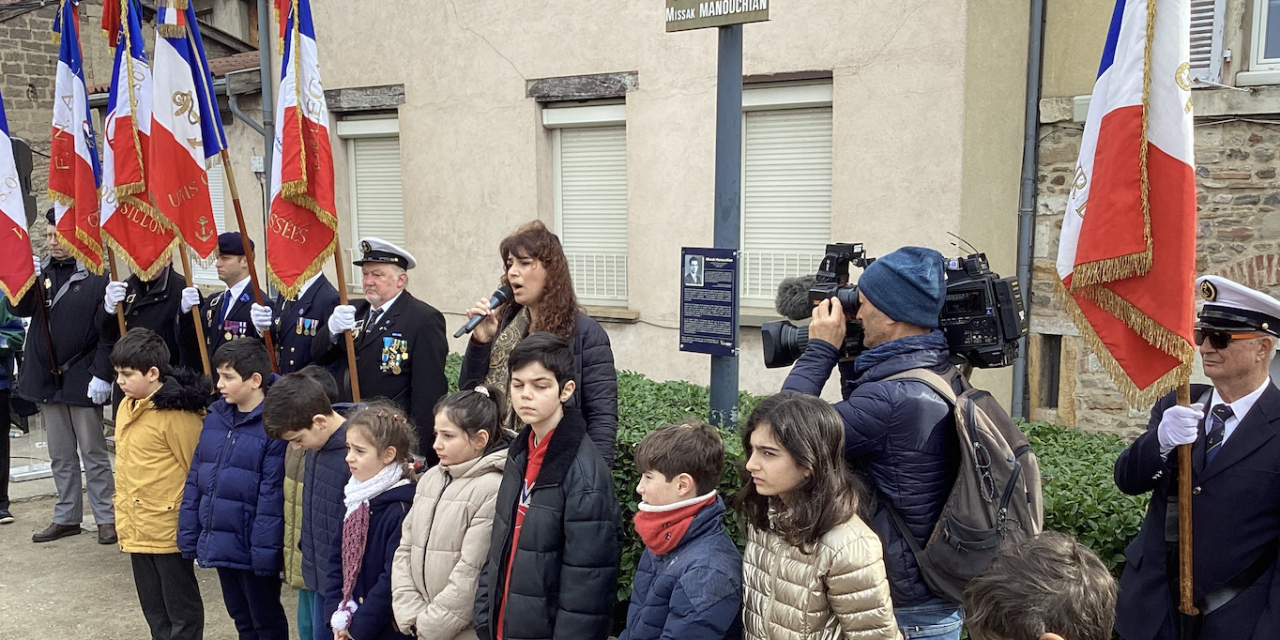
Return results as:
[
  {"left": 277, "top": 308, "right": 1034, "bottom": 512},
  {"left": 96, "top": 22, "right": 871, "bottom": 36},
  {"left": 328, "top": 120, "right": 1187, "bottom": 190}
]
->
[
  {"left": 464, "top": 297, "right": 502, "bottom": 344},
  {"left": 809, "top": 296, "right": 846, "bottom": 349}
]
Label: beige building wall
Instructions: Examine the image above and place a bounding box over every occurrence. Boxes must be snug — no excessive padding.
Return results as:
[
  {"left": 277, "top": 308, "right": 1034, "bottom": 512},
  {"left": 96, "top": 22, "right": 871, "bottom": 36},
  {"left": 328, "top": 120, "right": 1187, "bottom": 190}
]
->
[
  {"left": 1042, "top": 0, "right": 1113, "bottom": 99},
  {"left": 303, "top": 1, "right": 1031, "bottom": 403}
]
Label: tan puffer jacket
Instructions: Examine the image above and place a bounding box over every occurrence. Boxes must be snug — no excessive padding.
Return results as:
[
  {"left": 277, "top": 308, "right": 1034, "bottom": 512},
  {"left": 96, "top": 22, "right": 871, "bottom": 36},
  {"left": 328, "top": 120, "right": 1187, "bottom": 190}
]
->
[
  {"left": 743, "top": 512, "right": 902, "bottom": 640},
  {"left": 391, "top": 447, "right": 507, "bottom": 640},
  {"left": 282, "top": 446, "right": 306, "bottom": 590}
]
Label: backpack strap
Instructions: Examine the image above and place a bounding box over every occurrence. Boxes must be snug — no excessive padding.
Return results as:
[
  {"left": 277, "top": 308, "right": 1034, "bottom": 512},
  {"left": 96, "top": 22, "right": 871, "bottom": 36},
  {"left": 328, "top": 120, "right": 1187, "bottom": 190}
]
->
[{"left": 885, "top": 368, "right": 959, "bottom": 405}]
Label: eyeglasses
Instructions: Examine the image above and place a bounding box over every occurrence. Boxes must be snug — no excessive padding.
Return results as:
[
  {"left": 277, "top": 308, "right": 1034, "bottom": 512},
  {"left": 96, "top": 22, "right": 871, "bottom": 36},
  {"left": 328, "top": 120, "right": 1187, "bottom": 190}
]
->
[{"left": 1194, "top": 329, "right": 1270, "bottom": 350}]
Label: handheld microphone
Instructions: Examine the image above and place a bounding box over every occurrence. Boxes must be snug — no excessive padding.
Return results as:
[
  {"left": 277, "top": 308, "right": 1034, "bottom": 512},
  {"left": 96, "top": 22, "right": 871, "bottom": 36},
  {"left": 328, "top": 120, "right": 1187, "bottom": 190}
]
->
[{"left": 454, "top": 285, "right": 514, "bottom": 338}]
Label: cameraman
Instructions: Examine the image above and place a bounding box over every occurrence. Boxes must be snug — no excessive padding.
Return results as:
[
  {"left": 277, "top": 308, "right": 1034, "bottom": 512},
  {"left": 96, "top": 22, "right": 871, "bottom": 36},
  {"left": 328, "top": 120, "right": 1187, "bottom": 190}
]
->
[{"left": 781, "top": 246, "right": 963, "bottom": 639}]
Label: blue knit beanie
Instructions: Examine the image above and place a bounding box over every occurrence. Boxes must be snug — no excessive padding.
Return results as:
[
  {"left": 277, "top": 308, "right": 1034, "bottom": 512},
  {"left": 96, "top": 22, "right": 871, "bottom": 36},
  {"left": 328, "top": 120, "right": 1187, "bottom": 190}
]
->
[{"left": 857, "top": 246, "right": 946, "bottom": 329}]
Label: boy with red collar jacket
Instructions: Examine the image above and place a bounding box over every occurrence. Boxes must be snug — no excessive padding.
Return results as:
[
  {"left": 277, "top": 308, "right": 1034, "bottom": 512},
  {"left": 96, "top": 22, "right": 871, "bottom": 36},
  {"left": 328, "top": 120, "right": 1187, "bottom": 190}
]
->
[
  {"left": 620, "top": 422, "right": 742, "bottom": 640},
  {"left": 472, "top": 333, "right": 621, "bottom": 640}
]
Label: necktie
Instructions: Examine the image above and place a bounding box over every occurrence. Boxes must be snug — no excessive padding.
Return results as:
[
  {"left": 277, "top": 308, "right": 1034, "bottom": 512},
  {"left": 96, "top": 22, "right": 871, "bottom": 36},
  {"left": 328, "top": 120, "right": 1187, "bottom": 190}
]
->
[
  {"left": 1206, "top": 403, "right": 1233, "bottom": 465},
  {"left": 221, "top": 290, "right": 233, "bottom": 322},
  {"left": 367, "top": 307, "right": 383, "bottom": 333}
]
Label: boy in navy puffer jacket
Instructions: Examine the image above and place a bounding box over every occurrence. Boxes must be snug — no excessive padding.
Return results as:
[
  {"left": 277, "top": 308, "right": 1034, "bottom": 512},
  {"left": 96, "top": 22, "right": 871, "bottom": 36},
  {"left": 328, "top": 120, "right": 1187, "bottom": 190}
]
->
[
  {"left": 179, "top": 339, "right": 289, "bottom": 639},
  {"left": 620, "top": 421, "right": 742, "bottom": 640}
]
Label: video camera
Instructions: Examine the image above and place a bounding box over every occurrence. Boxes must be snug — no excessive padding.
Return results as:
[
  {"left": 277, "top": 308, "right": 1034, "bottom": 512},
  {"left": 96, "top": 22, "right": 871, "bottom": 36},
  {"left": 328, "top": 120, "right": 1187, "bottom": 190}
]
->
[{"left": 760, "top": 243, "right": 1028, "bottom": 370}]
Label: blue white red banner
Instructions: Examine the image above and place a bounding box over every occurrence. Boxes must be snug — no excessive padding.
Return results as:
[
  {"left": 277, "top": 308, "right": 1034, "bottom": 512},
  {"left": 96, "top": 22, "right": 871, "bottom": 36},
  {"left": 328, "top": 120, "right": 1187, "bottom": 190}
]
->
[
  {"left": 48, "top": 0, "right": 104, "bottom": 272},
  {"left": 101, "top": 0, "right": 177, "bottom": 279},
  {"left": 0, "top": 90, "right": 35, "bottom": 304},
  {"left": 267, "top": 0, "right": 337, "bottom": 299},
  {"left": 1056, "top": 0, "right": 1197, "bottom": 405},
  {"left": 148, "top": 0, "right": 226, "bottom": 259}
]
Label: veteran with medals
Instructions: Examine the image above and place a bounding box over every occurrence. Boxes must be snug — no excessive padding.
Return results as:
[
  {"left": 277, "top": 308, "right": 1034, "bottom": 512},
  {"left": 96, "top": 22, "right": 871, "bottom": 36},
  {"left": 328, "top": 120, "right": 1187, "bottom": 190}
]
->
[
  {"left": 179, "top": 233, "right": 275, "bottom": 368},
  {"left": 1115, "top": 275, "right": 1280, "bottom": 640},
  {"left": 313, "top": 238, "right": 448, "bottom": 463},
  {"left": 249, "top": 272, "right": 340, "bottom": 374}
]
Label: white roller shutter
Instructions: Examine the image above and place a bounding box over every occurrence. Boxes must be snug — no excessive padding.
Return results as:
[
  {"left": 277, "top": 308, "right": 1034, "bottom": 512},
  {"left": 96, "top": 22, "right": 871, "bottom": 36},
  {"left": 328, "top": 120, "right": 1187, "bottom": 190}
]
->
[
  {"left": 1190, "top": 0, "right": 1225, "bottom": 84},
  {"left": 555, "top": 125, "right": 628, "bottom": 305},
  {"left": 352, "top": 136, "right": 406, "bottom": 245},
  {"left": 191, "top": 164, "right": 226, "bottom": 285},
  {"left": 741, "top": 106, "right": 833, "bottom": 307}
]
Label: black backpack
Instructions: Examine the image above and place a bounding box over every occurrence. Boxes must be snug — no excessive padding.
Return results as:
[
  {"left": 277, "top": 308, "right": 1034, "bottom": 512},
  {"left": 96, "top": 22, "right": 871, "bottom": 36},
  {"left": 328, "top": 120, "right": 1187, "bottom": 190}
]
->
[{"left": 881, "top": 367, "right": 1044, "bottom": 603}]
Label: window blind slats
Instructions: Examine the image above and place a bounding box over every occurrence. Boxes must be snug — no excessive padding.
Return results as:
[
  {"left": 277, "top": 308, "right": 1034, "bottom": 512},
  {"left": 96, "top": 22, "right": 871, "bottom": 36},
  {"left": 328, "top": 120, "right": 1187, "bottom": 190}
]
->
[{"left": 557, "top": 126, "right": 628, "bottom": 304}]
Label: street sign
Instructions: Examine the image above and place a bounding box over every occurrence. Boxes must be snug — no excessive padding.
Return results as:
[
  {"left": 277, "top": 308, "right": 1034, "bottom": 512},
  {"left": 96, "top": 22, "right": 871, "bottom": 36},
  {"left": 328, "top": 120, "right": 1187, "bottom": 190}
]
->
[
  {"left": 665, "top": 0, "right": 769, "bottom": 32},
  {"left": 679, "top": 247, "right": 739, "bottom": 357}
]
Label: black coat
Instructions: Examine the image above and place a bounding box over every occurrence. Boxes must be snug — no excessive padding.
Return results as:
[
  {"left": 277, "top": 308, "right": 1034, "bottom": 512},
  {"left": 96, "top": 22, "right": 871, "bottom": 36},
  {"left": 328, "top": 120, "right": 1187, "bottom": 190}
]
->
[
  {"left": 472, "top": 407, "right": 621, "bottom": 640},
  {"left": 313, "top": 292, "right": 448, "bottom": 460},
  {"left": 321, "top": 482, "right": 415, "bottom": 640},
  {"left": 272, "top": 274, "right": 340, "bottom": 374},
  {"left": 186, "top": 281, "right": 274, "bottom": 365},
  {"left": 1114, "top": 383, "right": 1280, "bottom": 640},
  {"left": 460, "top": 311, "right": 619, "bottom": 467},
  {"left": 8, "top": 259, "right": 114, "bottom": 407},
  {"left": 100, "top": 266, "right": 201, "bottom": 370}
]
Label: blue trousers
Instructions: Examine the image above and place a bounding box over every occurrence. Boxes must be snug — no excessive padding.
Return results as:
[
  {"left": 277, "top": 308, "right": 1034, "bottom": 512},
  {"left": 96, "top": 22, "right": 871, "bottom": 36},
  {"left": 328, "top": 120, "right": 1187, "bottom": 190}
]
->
[
  {"left": 895, "top": 598, "right": 964, "bottom": 640},
  {"left": 296, "top": 588, "right": 316, "bottom": 640},
  {"left": 216, "top": 567, "right": 289, "bottom": 640}
]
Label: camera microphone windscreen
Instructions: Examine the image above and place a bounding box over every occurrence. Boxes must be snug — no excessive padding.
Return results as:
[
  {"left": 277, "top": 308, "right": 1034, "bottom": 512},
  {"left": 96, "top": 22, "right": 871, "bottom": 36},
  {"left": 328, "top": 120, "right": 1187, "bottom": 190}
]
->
[
  {"left": 453, "top": 285, "right": 514, "bottom": 338},
  {"left": 775, "top": 275, "right": 817, "bottom": 320}
]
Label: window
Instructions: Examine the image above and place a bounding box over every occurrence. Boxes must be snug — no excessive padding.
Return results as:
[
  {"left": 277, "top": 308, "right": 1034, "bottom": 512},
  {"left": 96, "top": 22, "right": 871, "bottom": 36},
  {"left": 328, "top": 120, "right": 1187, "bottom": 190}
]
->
[
  {"left": 337, "top": 118, "right": 404, "bottom": 286},
  {"left": 740, "top": 83, "right": 833, "bottom": 308},
  {"left": 190, "top": 163, "right": 226, "bottom": 285},
  {"left": 545, "top": 104, "right": 628, "bottom": 306},
  {"left": 1191, "top": 0, "right": 1226, "bottom": 84}
]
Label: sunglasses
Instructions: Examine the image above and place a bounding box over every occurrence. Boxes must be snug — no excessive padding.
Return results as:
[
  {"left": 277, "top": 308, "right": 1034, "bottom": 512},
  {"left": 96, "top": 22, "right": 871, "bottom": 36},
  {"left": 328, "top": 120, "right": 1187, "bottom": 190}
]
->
[{"left": 1194, "top": 329, "right": 1270, "bottom": 349}]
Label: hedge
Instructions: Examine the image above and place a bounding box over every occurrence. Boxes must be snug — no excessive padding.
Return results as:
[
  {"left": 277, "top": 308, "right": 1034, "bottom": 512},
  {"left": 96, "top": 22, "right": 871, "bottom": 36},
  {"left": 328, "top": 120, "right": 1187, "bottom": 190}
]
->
[{"left": 443, "top": 354, "right": 1148, "bottom": 603}]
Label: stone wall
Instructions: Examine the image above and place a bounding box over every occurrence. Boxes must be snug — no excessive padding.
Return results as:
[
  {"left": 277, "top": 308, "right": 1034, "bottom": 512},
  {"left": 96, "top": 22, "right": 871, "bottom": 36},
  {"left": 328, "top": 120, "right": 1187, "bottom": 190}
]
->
[{"left": 1032, "top": 99, "right": 1280, "bottom": 436}]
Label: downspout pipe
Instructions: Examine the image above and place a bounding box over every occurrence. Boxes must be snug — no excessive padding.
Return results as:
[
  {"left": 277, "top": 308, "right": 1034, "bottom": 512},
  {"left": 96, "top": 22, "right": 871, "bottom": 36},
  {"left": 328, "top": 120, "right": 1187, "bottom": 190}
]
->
[
  {"left": 229, "top": 94, "right": 267, "bottom": 137},
  {"left": 1012, "top": 0, "right": 1047, "bottom": 419},
  {"left": 257, "top": 0, "right": 274, "bottom": 181}
]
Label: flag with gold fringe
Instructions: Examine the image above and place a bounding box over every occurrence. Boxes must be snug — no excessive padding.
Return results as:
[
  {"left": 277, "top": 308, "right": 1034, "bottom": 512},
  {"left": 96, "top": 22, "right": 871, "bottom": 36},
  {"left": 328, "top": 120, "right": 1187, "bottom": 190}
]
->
[
  {"left": 267, "top": 0, "right": 336, "bottom": 299},
  {"left": 0, "top": 90, "right": 36, "bottom": 305},
  {"left": 148, "top": 0, "right": 226, "bottom": 259},
  {"left": 48, "top": 0, "right": 104, "bottom": 273},
  {"left": 101, "top": 0, "right": 178, "bottom": 279},
  {"left": 1056, "top": 0, "right": 1197, "bottom": 406}
]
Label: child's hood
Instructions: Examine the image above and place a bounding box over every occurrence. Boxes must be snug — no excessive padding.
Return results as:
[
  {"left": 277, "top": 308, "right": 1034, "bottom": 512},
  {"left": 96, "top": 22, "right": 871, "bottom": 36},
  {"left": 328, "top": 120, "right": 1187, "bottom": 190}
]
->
[
  {"left": 369, "top": 481, "right": 417, "bottom": 510},
  {"left": 151, "top": 367, "right": 213, "bottom": 413}
]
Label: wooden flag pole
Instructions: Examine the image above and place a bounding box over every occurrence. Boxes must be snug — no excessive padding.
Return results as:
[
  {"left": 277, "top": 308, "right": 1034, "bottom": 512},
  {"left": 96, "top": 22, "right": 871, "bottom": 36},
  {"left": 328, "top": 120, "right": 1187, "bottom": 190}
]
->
[
  {"left": 218, "top": 150, "right": 278, "bottom": 374},
  {"left": 1177, "top": 386, "right": 1197, "bottom": 619},
  {"left": 105, "top": 245, "right": 128, "bottom": 336},
  {"left": 177, "top": 244, "right": 212, "bottom": 377},
  {"left": 31, "top": 278, "right": 62, "bottom": 379},
  {"left": 331, "top": 235, "right": 361, "bottom": 402}
]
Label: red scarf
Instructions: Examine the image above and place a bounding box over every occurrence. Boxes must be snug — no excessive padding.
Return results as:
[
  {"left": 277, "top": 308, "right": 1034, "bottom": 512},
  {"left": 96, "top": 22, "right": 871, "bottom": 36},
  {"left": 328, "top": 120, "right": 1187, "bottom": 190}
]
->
[{"left": 633, "top": 492, "right": 717, "bottom": 556}]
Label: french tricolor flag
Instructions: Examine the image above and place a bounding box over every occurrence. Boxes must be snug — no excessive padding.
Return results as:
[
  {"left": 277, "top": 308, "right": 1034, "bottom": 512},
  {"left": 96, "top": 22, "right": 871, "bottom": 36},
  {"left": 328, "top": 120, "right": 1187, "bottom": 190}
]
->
[
  {"left": 48, "top": 0, "right": 103, "bottom": 273},
  {"left": 267, "top": 0, "right": 337, "bottom": 299},
  {"left": 1056, "top": 0, "right": 1197, "bottom": 405},
  {"left": 101, "top": 1, "right": 177, "bottom": 279},
  {"left": 149, "top": 0, "right": 225, "bottom": 259},
  {"left": 0, "top": 90, "right": 36, "bottom": 304}
]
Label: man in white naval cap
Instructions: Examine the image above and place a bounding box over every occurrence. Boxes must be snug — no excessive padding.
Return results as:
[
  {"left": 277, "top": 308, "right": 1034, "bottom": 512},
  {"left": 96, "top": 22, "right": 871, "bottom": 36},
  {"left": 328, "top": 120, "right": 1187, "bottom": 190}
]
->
[
  {"left": 1114, "top": 275, "right": 1280, "bottom": 640},
  {"left": 312, "top": 238, "right": 448, "bottom": 462}
]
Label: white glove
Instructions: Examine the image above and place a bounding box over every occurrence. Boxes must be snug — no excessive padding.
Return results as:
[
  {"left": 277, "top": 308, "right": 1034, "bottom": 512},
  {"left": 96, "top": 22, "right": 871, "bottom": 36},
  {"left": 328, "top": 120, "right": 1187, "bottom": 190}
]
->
[
  {"left": 250, "top": 303, "right": 273, "bottom": 334},
  {"left": 1158, "top": 402, "right": 1204, "bottom": 455},
  {"left": 180, "top": 287, "right": 200, "bottom": 314},
  {"left": 103, "top": 281, "right": 127, "bottom": 314},
  {"left": 88, "top": 377, "right": 112, "bottom": 405},
  {"left": 328, "top": 305, "right": 356, "bottom": 340},
  {"left": 32, "top": 255, "right": 41, "bottom": 277}
]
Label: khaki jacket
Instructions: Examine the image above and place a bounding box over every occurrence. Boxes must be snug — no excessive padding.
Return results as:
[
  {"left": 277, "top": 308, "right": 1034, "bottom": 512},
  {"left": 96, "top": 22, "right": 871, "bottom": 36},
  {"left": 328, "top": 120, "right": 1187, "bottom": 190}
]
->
[
  {"left": 743, "top": 513, "right": 901, "bottom": 640},
  {"left": 113, "top": 374, "right": 206, "bottom": 554},
  {"left": 283, "top": 446, "right": 306, "bottom": 589},
  {"left": 391, "top": 447, "right": 507, "bottom": 640}
]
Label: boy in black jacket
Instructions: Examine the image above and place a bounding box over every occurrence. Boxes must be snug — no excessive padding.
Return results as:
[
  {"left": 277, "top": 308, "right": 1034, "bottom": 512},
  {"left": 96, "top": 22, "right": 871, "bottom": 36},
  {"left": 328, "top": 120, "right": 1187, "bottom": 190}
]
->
[{"left": 473, "top": 332, "right": 621, "bottom": 640}]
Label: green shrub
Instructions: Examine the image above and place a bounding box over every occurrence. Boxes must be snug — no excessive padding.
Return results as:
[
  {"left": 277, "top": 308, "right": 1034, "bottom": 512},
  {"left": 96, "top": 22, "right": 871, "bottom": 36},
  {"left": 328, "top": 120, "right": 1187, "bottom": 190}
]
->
[
  {"left": 1021, "top": 421, "right": 1147, "bottom": 575},
  {"left": 443, "top": 351, "right": 1145, "bottom": 600}
]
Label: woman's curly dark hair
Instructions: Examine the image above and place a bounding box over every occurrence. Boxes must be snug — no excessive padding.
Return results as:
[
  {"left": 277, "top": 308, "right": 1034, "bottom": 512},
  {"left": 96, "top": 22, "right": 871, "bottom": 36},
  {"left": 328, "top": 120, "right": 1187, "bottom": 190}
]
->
[{"left": 497, "top": 220, "right": 579, "bottom": 340}]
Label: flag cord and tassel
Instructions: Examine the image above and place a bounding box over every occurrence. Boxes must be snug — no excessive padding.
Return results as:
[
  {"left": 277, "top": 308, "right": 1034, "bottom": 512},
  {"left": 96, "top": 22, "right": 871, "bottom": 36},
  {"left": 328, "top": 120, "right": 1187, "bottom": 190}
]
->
[
  {"left": 331, "top": 235, "right": 360, "bottom": 402},
  {"left": 105, "top": 245, "right": 127, "bottom": 336},
  {"left": 219, "top": 149, "right": 278, "bottom": 374},
  {"left": 178, "top": 244, "right": 211, "bottom": 377}
]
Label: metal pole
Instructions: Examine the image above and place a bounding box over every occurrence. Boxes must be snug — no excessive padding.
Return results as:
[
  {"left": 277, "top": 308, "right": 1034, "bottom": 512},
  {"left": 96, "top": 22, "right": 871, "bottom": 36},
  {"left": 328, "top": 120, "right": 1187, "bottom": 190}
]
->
[
  {"left": 258, "top": 0, "right": 275, "bottom": 280},
  {"left": 1012, "top": 0, "right": 1046, "bottom": 419},
  {"left": 709, "top": 24, "right": 742, "bottom": 430}
]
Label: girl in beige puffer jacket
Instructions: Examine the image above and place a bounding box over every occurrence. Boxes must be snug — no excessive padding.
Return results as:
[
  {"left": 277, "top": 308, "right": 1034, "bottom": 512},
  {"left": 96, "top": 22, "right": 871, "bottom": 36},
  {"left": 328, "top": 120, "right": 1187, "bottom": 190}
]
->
[
  {"left": 737, "top": 393, "right": 901, "bottom": 640},
  {"left": 391, "top": 386, "right": 512, "bottom": 640}
]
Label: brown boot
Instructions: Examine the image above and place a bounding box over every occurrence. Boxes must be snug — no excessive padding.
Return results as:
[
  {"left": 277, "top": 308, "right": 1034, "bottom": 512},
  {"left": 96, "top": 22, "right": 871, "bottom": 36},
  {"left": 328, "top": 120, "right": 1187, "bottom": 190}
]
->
[
  {"left": 32, "top": 522, "right": 82, "bottom": 543},
  {"left": 97, "top": 523, "right": 117, "bottom": 545}
]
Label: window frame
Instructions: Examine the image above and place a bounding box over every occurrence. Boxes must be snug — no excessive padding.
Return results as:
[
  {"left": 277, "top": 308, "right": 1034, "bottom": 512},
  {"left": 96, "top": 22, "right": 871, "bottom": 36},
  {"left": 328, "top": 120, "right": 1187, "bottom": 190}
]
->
[{"left": 1254, "top": 0, "right": 1280, "bottom": 72}]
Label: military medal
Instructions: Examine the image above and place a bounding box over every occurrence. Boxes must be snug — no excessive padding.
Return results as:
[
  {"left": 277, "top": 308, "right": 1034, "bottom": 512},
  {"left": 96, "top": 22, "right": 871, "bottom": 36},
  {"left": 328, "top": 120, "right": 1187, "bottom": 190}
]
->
[
  {"left": 296, "top": 318, "right": 303, "bottom": 335},
  {"left": 225, "top": 331, "right": 233, "bottom": 340},
  {"left": 392, "top": 364, "right": 401, "bottom": 374},
  {"left": 44, "top": 277, "right": 51, "bottom": 290}
]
